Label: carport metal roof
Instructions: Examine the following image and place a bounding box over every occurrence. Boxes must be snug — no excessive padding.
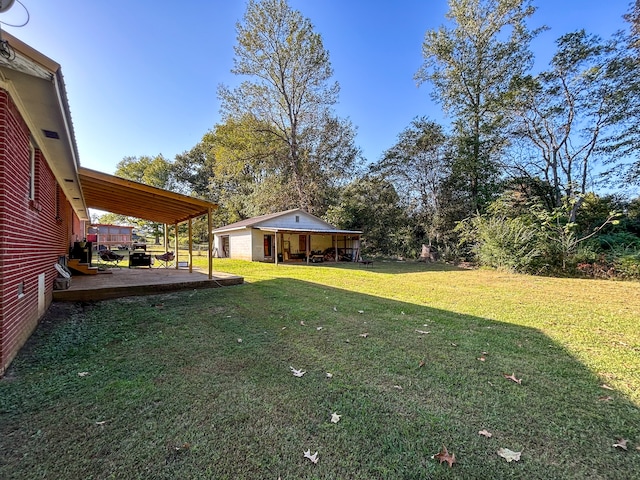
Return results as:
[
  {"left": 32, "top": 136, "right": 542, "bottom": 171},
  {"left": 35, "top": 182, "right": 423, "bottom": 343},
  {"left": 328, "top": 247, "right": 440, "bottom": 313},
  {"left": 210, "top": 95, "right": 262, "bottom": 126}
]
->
[{"left": 78, "top": 167, "right": 216, "bottom": 225}]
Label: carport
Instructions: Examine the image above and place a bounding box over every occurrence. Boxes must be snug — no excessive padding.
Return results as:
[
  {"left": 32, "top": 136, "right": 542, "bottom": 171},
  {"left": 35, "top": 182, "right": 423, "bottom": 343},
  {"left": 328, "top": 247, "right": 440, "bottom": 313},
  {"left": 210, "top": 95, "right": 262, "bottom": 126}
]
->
[{"left": 78, "top": 167, "right": 217, "bottom": 279}]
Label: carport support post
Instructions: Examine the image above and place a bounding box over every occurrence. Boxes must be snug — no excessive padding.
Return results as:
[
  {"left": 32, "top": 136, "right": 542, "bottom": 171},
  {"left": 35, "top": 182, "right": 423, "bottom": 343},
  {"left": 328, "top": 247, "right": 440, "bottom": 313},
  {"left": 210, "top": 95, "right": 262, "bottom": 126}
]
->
[
  {"left": 306, "top": 234, "right": 310, "bottom": 264},
  {"left": 334, "top": 234, "right": 338, "bottom": 263},
  {"left": 188, "top": 218, "right": 193, "bottom": 273},
  {"left": 174, "top": 223, "right": 179, "bottom": 269},
  {"left": 275, "top": 231, "right": 279, "bottom": 266},
  {"left": 208, "top": 207, "right": 213, "bottom": 279}
]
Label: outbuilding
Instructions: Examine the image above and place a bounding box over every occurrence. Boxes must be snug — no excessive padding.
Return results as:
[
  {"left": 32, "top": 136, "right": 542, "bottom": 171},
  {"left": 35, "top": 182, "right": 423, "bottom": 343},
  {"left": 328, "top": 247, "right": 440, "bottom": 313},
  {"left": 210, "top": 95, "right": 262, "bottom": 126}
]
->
[{"left": 213, "top": 209, "right": 362, "bottom": 264}]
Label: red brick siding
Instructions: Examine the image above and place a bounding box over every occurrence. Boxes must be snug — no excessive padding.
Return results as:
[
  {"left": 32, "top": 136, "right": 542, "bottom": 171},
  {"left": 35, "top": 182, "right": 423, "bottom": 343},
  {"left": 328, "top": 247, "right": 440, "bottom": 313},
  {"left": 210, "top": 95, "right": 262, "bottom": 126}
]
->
[{"left": 0, "top": 89, "right": 79, "bottom": 375}]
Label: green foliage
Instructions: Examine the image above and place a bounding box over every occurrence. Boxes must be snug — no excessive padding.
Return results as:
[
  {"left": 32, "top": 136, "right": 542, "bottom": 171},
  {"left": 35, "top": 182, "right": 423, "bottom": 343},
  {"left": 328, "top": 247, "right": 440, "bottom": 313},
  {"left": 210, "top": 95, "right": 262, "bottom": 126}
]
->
[
  {"left": 324, "top": 176, "right": 409, "bottom": 257},
  {"left": 456, "top": 214, "right": 542, "bottom": 272}
]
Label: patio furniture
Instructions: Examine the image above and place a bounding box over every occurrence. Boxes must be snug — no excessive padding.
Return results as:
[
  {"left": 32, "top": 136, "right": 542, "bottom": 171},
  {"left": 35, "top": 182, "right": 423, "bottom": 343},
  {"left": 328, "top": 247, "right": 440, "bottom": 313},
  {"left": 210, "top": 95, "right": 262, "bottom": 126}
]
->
[
  {"left": 129, "top": 252, "right": 152, "bottom": 268},
  {"left": 154, "top": 251, "right": 175, "bottom": 268},
  {"left": 99, "top": 250, "right": 124, "bottom": 267}
]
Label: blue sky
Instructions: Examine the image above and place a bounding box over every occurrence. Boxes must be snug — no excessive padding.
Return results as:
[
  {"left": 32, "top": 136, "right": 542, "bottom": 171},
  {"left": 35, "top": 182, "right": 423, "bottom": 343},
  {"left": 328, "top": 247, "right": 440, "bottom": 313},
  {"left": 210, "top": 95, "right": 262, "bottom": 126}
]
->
[{"left": 2, "top": 0, "right": 633, "bottom": 174}]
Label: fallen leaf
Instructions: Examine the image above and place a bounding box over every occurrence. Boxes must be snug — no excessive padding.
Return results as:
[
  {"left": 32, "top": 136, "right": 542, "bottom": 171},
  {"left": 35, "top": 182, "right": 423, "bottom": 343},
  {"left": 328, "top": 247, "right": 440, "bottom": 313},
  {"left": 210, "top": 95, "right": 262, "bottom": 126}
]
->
[
  {"left": 393, "top": 385, "right": 403, "bottom": 390},
  {"left": 415, "top": 329, "right": 430, "bottom": 335},
  {"left": 503, "top": 373, "right": 522, "bottom": 385},
  {"left": 497, "top": 447, "right": 522, "bottom": 462},
  {"left": 289, "top": 366, "right": 306, "bottom": 377},
  {"left": 281, "top": 326, "right": 287, "bottom": 330},
  {"left": 303, "top": 449, "right": 319, "bottom": 464},
  {"left": 358, "top": 310, "right": 364, "bottom": 314},
  {"left": 477, "top": 356, "right": 486, "bottom": 362},
  {"left": 316, "top": 326, "right": 323, "bottom": 331},
  {"left": 598, "top": 395, "right": 614, "bottom": 402},
  {"left": 330, "top": 412, "right": 341, "bottom": 423},
  {"left": 95, "top": 421, "right": 108, "bottom": 426},
  {"left": 434, "top": 445, "right": 456, "bottom": 467},
  {"left": 636, "top": 446, "right": 640, "bottom": 451},
  {"left": 300, "top": 321, "right": 306, "bottom": 326},
  {"left": 326, "top": 372, "right": 333, "bottom": 378},
  {"left": 237, "top": 338, "right": 242, "bottom": 343},
  {"left": 478, "top": 429, "right": 493, "bottom": 438},
  {"left": 359, "top": 333, "right": 369, "bottom": 338},
  {"left": 78, "top": 372, "right": 89, "bottom": 377},
  {"left": 612, "top": 439, "right": 628, "bottom": 450},
  {"left": 600, "top": 384, "right": 614, "bottom": 390},
  {"left": 418, "top": 359, "right": 426, "bottom": 368},
  {"left": 333, "top": 306, "right": 337, "bottom": 312},
  {"left": 451, "top": 342, "right": 458, "bottom": 347},
  {"left": 401, "top": 311, "right": 405, "bottom": 315}
]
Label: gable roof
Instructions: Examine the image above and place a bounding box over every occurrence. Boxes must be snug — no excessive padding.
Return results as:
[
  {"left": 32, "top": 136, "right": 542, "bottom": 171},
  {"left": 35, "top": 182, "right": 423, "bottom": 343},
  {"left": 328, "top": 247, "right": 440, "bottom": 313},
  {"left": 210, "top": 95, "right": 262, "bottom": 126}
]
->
[{"left": 213, "top": 209, "right": 361, "bottom": 235}]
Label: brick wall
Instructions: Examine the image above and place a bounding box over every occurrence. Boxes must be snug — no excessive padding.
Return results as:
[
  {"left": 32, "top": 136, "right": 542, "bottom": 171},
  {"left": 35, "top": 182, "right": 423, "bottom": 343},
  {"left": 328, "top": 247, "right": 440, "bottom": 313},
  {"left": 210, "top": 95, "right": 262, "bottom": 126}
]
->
[{"left": 0, "top": 89, "right": 79, "bottom": 375}]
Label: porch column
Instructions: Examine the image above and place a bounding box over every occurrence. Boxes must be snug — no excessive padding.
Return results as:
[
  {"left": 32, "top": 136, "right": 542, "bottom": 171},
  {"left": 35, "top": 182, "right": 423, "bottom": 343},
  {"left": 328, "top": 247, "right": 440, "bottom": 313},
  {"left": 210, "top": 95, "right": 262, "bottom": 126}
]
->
[
  {"left": 208, "top": 208, "right": 213, "bottom": 279},
  {"left": 306, "top": 234, "right": 310, "bottom": 264},
  {"left": 275, "top": 231, "right": 279, "bottom": 266},
  {"left": 174, "top": 223, "right": 179, "bottom": 269},
  {"left": 334, "top": 234, "right": 338, "bottom": 263},
  {"left": 164, "top": 224, "right": 169, "bottom": 252},
  {"left": 188, "top": 218, "right": 193, "bottom": 273}
]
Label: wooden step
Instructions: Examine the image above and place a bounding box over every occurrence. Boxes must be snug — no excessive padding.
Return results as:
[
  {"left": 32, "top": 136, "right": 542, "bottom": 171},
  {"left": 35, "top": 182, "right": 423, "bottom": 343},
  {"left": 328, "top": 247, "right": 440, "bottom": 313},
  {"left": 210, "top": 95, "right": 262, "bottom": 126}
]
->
[{"left": 67, "top": 258, "right": 98, "bottom": 275}]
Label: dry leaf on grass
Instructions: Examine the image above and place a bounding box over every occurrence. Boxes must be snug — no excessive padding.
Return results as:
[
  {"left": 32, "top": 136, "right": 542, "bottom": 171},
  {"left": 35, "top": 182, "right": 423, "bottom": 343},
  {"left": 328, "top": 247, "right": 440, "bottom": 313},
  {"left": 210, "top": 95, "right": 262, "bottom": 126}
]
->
[
  {"left": 300, "top": 321, "right": 306, "bottom": 326},
  {"left": 77, "top": 372, "right": 89, "bottom": 377},
  {"left": 316, "top": 326, "right": 323, "bottom": 331},
  {"left": 303, "top": 449, "right": 319, "bottom": 464},
  {"left": 600, "top": 384, "right": 614, "bottom": 390},
  {"left": 598, "top": 395, "right": 614, "bottom": 402},
  {"left": 237, "top": 338, "right": 242, "bottom": 343},
  {"left": 289, "top": 366, "right": 306, "bottom": 377},
  {"left": 393, "top": 385, "right": 403, "bottom": 390},
  {"left": 503, "top": 373, "right": 522, "bottom": 385},
  {"left": 358, "top": 310, "right": 364, "bottom": 314},
  {"left": 418, "top": 359, "right": 426, "bottom": 368},
  {"left": 330, "top": 412, "right": 341, "bottom": 423},
  {"left": 478, "top": 429, "right": 493, "bottom": 438},
  {"left": 477, "top": 356, "right": 486, "bottom": 362},
  {"left": 359, "top": 333, "right": 369, "bottom": 338},
  {"left": 497, "top": 448, "right": 522, "bottom": 462},
  {"left": 326, "top": 372, "right": 333, "bottom": 378},
  {"left": 612, "top": 439, "right": 628, "bottom": 450},
  {"left": 433, "top": 445, "right": 456, "bottom": 467},
  {"left": 415, "top": 329, "right": 430, "bottom": 335}
]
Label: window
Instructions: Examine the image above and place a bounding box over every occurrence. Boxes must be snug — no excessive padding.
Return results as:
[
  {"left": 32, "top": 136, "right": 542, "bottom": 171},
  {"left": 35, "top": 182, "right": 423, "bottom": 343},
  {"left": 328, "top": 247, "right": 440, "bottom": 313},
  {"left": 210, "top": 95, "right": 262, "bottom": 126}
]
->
[{"left": 295, "top": 215, "right": 300, "bottom": 223}]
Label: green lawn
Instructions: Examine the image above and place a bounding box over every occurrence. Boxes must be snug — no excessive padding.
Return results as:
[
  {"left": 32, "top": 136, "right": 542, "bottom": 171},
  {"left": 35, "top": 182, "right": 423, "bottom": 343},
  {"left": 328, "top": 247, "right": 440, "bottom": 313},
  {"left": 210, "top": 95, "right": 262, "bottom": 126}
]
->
[{"left": 1, "top": 260, "right": 639, "bottom": 479}]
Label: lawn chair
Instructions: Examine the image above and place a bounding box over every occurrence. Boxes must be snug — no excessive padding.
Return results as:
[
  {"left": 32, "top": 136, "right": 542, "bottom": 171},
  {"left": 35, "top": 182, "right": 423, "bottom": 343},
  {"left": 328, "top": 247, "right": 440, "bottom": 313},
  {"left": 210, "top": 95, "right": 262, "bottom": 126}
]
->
[
  {"left": 154, "top": 251, "right": 175, "bottom": 268},
  {"left": 99, "top": 250, "right": 124, "bottom": 268}
]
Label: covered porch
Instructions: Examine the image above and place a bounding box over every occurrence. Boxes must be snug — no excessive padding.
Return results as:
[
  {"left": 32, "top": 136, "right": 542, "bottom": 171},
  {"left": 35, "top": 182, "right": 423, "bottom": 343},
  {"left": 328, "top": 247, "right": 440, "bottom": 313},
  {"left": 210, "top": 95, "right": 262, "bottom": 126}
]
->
[{"left": 258, "top": 228, "right": 361, "bottom": 265}]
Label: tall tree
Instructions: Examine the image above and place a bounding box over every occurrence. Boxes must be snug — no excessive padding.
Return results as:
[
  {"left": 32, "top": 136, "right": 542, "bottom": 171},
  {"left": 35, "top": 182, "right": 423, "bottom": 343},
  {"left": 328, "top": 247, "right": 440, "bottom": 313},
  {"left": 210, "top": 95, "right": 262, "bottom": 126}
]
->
[
  {"left": 373, "top": 118, "right": 450, "bottom": 245},
  {"left": 218, "top": 0, "right": 359, "bottom": 214},
  {"left": 415, "top": 0, "right": 542, "bottom": 213},
  {"left": 508, "top": 30, "right": 640, "bottom": 221}
]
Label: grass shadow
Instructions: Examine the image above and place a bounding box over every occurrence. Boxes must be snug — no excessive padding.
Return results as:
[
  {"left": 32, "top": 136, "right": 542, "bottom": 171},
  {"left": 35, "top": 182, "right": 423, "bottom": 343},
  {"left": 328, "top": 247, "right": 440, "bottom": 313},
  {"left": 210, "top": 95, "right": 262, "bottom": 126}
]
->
[{"left": 1, "top": 277, "right": 638, "bottom": 479}]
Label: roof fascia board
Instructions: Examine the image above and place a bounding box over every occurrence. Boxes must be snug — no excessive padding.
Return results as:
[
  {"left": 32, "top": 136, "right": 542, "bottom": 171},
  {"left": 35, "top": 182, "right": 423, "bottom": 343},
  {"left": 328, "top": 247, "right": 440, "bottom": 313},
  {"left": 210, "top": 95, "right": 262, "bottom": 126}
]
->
[{"left": 79, "top": 167, "right": 215, "bottom": 209}]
